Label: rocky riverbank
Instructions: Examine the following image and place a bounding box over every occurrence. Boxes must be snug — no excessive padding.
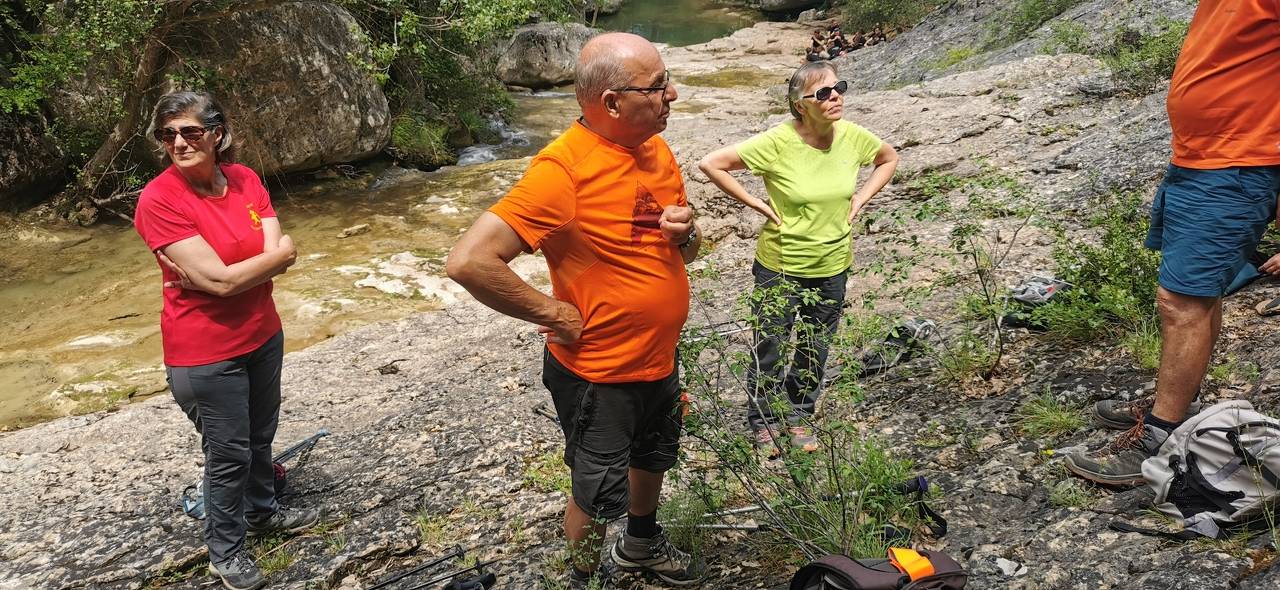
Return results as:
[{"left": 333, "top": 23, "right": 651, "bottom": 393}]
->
[{"left": 3, "top": 2, "right": 1280, "bottom": 589}]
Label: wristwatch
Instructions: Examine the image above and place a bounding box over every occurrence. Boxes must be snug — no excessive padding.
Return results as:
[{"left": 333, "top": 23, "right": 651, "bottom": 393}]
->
[{"left": 678, "top": 226, "right": 698, "bottom": 249}]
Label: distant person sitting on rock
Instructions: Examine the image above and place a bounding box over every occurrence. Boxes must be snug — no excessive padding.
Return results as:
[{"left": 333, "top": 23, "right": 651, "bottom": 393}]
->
[
  {"left": 1065, "top": 0, "right": 1280, "bottom": 487},
  {"left": 447, "top": 32, "right": 706, "bottom": 590},
  {"left": 698, "top": 61, "right": 899, "bottom": 458},
  {"left": 133, "top": 91, "right": 323, "bottom": 590},
  {"left": 848, "top": 31, "right": 866, "bottom": 51},
  {"left": 806, "top": 46, "right": 825, "bottom": 62}
]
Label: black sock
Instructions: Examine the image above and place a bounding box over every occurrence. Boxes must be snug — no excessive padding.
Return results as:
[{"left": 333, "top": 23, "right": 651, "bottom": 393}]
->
[
  {"left": 1143, "top": 410, "right": 1181, "bottom": 432},
  {"left": 627, "top": 510, "right": 658, "bottom": 538}
]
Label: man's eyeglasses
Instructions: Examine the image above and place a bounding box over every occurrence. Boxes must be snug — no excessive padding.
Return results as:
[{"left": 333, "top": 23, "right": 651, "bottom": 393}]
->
[
  {"left": 610, "top": 70, "right": 671, "bottom": 96},
  {"left": 801, "top": 80, "right": 849, "bottom": 102},
  {"left": 153, "top": 124, "right": 219, "bottom": 144}
]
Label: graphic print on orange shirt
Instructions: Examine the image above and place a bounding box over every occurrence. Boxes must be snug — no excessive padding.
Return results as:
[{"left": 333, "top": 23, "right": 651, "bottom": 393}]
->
[{"left": 631, "top": 182, "right": 664, "bottom": 246}]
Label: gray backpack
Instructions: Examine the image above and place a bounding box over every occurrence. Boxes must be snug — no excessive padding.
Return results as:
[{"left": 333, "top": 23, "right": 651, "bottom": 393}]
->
[{"left": 1138, "top": 400, "right": 1280, "bottom": 539}]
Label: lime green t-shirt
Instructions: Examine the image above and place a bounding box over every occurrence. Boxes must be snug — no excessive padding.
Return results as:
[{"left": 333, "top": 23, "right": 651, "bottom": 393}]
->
[{"left": 736, "top": 120, "right": 882, "bottom": 278}]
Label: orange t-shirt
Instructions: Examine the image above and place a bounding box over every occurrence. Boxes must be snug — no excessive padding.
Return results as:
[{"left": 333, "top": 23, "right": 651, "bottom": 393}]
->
[
  {"left": 489, "top": 121, "right": 690, "bottom": 383},
  {"left": 1167, "top": 0, "right": 1280, "bottom": 169}
]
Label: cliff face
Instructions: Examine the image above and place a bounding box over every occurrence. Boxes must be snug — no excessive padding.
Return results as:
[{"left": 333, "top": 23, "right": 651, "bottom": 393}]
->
[{"left": 4, "top": 2, "right": 1280, "bottom": 589}]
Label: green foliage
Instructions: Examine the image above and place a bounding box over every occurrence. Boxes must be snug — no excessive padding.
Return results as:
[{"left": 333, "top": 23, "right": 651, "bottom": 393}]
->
[
  {"left": 1035, "top": 191, "right": 1160, "bottom": 342},
  {"left": 1042, "top": 21, "right": 1088, "bottom": 54},
  {"left": 1100, "top": 20, "right": 1190, "bottom": 95},
  {"left": 1122, "top": 321, "right": 1161, "bottom": 371},
  {"left": 988, "top": 0, "right": 1085, "bottom": 49},
  {"left": 1208, "top": 355, "right": 1260, "bottom": 386},
  {"left": 840, "top": 0, "right": 934, "bottom": 32},
  {"left": 523, "top": 450, "right": 572, "bottom": 495},
  {"left": 390, "top": 114, "right": 455, "bottom": 169},
  {"left": 930, "top": 46, "right": 977, "bottom": 71},
  {"left": 657, "top": 482, "right": 725, "bottom": 559},
  {"left": 415, "top": 508, "right": 450, "bottom": 549},
  {"left": 1015, "top": 392, "right": 1084, "bottom": 440},
  {"left": 1048, "top": 477, "right": 1093, "bottom": 508}
]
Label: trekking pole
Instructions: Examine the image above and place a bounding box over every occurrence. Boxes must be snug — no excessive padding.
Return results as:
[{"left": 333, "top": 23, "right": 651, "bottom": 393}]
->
[
  {"left": 403, "top": 559, "right": 500, "bottom": 590},
  {"left": 532, "top": 402, "right": 559, "bottom": 425},
  {"left": 442, "top": 572, "right": 497, "bottom": 590},
  {"left": 367, "top": 545, "right": 465, "bottom": 590},
  {"left": 273, "top": 429, "right": 331, "bottom": 464}
]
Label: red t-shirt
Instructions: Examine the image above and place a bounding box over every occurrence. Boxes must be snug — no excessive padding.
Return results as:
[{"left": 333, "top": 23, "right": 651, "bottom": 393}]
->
[{"left": 134, "top": 163, "right": 282, "bottom": 366}]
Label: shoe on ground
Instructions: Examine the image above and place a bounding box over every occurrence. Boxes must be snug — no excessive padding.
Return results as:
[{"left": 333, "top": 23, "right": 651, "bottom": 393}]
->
[
  {"left": 247, "top": 506, "right": 324, "bottom": 538},
  {"left": 754, "top": 427, "right": 781, "bottom": 459},
  {"left": 567, "top": 558, "right": 618, "bottom": 590},
  {"left": 209, "top": 551, "right": 266, "bottom": 590},
  {"left": 788, "top": 426, "right": 819, "bottom": 453},
  {"left": 1258, "top": 297, "right": 1280, "bottom": 317},
  {"left": 611, "top": 525, "right": 708, "bottom": 586},
  {"left": 1093, "top": 398, "right": 1201, "bottom": 430},
  {"left": 1064, "top": 421, "right": 1170, "bottom": 487}
]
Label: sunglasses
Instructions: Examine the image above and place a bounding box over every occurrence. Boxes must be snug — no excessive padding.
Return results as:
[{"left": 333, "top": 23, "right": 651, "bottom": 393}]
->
[
  {"left": 801, "top": 80, "right": 849, "bottom": 102},
  {"left": 153, "top": 124, "right": 218, "bottom": 144},
  {"left": 610, "top": 70, "right": 671, "bottom": 96}
]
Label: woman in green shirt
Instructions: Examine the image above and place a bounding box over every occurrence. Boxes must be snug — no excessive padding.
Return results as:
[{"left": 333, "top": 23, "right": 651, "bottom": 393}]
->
[{"left": 697, "top": 61, "right": 899, "bottom": 456}]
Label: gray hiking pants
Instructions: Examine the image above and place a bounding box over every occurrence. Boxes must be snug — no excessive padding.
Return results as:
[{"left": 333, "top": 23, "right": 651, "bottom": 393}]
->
[
  {"left": 168, "top": 331, "right": 283, "bottom": 564},
  {"left": 746, "top": 261, "right": 847, "bottom": 430}
]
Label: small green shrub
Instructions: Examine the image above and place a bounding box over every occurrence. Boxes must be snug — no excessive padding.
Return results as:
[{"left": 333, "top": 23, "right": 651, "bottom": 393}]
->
[
  {"left": 390, "top": 113, "right": 455, "bottom": 169},
  {"left": 1049, "top": 478, "right": 1093, "bottom": 508},
  {"left": 841, "top": 0, "right": 935, "bottom": 32},
  {"left": 988, "top": 0, "right": 1086, "bottom": 49},
  {"left": 523, "top": 451, "right": 572, "bottom": 495},
  {"left": 1102, "top": 20, "right": 1190, "bottom": 95},
  {"left": 1122, "top": 322, "right": 1162, "bottom": 371},
  {"left": 1016, "top": 393, "right": 1084, "bottom": 440},
  {"left": 1043, "top": 21, "right": 1089, "bottom": 53},
  {"left": 931, "top": 46, "right": 977, "bottom": 70}
]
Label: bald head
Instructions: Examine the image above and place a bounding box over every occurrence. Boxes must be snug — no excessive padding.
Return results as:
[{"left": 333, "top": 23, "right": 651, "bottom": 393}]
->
[{"left": 574, "top": 32, "right": 660, "bottom": 110}]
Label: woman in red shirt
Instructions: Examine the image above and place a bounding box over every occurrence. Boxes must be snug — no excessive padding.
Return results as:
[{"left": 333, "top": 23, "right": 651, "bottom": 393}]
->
[{"left": 133, "top": 91, "right": 319, "bottom": 590}]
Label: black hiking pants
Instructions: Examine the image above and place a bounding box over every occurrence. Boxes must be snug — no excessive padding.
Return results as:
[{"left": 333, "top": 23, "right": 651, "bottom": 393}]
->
[
  {"left": 746, "top": 261, "right": 847, "bottom": 431},
  {"left": 167, "top": 330, "right": 283, "bottom": 564}
]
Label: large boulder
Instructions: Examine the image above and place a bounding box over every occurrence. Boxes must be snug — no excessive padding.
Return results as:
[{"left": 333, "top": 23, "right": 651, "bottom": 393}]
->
[
  {"left": 588, "top": 0, "right": 626, "bottom": 16},
  {"left": 0, "top": 109, "right": 65, "bottom": 209},
  {"left": 496, "top": 22, "right": 597, "bottom": 90},
  {"left": 164, "top": 2, "right": 391, "bottom": 175},
  {"left": 757, "top": 0, "right": 822, "bottom": 13}
]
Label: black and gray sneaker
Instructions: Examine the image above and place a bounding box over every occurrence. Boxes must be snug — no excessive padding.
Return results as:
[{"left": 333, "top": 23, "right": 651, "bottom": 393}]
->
[
  {"left": 247, "top": 506, "right": 324, "bottom": 538},
  {"left": 209, "top": 551, "right": 266, "bottom": 590},
  {"left": 610, "top": 526, "right": 707, "bottom": 586},
  {"left": 1064, "top": 421, "right": 1171, "bottom": 487},
  {"left": 567, "top": 558, "right": 618, "bottom": 590},
  {"left": 1093, "top": 398, "right": 1201, "bottom": 430}
]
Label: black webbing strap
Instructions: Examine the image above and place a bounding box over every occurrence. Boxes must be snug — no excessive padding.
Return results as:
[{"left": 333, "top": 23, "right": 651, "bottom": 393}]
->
[
  {"left": 895, "top": 476, "right": 948, "bottom": 537},
  {"left": 1226, "top": 430, "right": 1280, "bottom": 489},
  {"left": 1108, "top": 519, "right": 1204, "bottom": 541},
  {"left": 1186, "top": 454, "right": 1246, "bottom": 514}
]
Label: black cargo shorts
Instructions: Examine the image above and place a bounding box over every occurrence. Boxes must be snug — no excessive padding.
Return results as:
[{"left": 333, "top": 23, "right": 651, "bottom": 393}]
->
[{"left": 542, "top": 348, "right": 684, "bottom": 520}]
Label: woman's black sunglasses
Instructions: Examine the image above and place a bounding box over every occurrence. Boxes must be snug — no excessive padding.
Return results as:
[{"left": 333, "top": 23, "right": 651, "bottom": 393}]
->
[
  {"left": 153, "top": 124, "right": 218, "bottom": 144},
  {"left": 802, "top": 80, "right": 849, "bottom": 102}
]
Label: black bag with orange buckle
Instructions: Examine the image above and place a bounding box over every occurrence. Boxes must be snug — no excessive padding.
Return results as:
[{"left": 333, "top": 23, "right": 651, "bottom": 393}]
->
[{"left": 790, "top": 547, "right": 968, "bottom": 590}]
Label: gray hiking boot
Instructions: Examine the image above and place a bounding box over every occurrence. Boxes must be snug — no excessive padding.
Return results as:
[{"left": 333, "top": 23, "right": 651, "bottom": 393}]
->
[
  {"left": 247, "top": 506, "right": 324, "bottom": 538},
  {"left": 208, "top": 551, "right": 266, "bottom": 590},
  {"left": 1093, "top": 398, "right": 1201, "bottom": 430},
  {"left": 567, "top": 558, "right": 618, "bottom": 590},
  {"left": 1064, "top": 421, "right": 1171, "bottom": 487},
  {"left": 610, "top": 525, "right": 707, "bottom": 586}
]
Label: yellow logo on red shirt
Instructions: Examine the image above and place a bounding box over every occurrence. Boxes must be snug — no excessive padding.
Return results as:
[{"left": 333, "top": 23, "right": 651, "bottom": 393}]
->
[{"left": 247, "top": 203, "right": 262, "bottom": 230}]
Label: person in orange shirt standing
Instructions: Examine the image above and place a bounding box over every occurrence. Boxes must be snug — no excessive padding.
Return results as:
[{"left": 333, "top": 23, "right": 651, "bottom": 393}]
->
[
  {"left": 447, "top": 33, "right": 705, "bottom": 589},
  {"left": 1066, "top": 0, "right": 1280, "bottom": 486}
]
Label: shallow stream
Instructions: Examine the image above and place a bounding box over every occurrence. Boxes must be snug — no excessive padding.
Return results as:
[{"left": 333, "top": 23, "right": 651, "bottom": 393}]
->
[{"left": 0, "top": 0, "right": 762, "bottom": 430}]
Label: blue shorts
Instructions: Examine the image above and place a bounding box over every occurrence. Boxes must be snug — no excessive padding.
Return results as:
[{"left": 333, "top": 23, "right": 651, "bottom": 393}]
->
[{"left": 1146, "top": 164, "right": 1280, "bottom": 297}]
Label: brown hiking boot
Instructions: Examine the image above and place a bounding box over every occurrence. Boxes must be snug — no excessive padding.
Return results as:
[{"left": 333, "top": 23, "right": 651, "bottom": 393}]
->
[
  {"left": 1093, "top": 398, "right": 1201, "bottom": 430},
  {"left": 1064, "top": 420, "right": 1170, "bottom": 487},
  {"left": 754, "top": 427, "right": 781, "bottom": 459}
]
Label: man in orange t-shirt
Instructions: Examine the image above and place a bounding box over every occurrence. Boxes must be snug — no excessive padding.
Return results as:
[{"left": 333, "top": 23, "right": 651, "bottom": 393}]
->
[
  {"left": 447, "top": 33, "right": 705, "bottom": 589},
  {"left": 1067, "top": 1, "right": 1280, "bottom": 487}
]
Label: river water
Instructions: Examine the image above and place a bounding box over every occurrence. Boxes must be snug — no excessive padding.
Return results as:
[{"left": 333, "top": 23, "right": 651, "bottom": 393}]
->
[{"left": 0, "top": 1, "right": 761, "bottom": 430}]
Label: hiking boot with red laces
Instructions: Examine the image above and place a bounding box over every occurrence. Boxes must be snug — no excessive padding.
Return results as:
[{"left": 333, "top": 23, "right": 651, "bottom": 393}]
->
[
  {"left": 788, "top": 426, "right": 819, "bottom": 452},
  {"left": 611, "top": 525, "right": 708, "bottom": 586},
  {"left": 1064, "top": 421, "right": 1171, "bottom": 487},
  {"left": 1093, "top": 398, "right": 1201, "bottom": 430}
]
